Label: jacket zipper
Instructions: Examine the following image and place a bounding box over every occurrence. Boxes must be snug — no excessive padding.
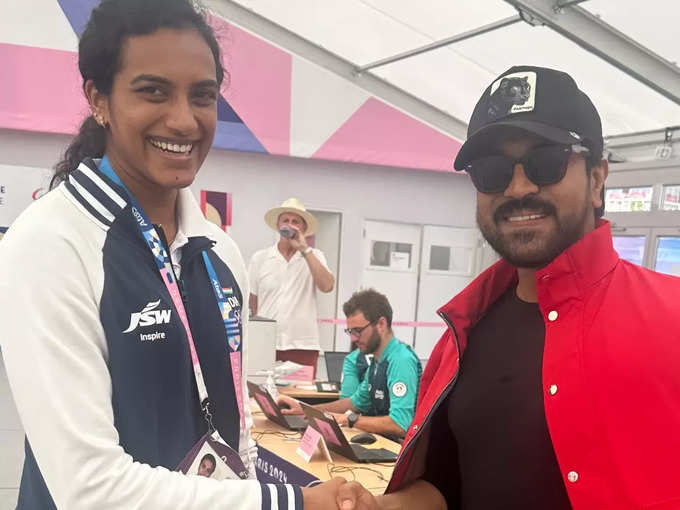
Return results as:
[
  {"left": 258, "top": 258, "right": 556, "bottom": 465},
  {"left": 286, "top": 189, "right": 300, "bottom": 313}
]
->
[{"left": 390, "top": 310, "right": 462, "bottom": 479}]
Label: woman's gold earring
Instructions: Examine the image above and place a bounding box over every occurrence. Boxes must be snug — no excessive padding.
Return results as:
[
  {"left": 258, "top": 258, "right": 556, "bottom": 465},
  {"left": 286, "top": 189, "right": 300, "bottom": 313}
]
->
[{"left": 93, "top": 111, "right": 107, "bottom": 127}]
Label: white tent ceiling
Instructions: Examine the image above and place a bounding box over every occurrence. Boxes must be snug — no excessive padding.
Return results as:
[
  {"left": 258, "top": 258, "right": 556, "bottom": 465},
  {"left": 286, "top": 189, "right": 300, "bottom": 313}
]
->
[{"left": 226, "top": 0, "right": 680, "bottom": 138}]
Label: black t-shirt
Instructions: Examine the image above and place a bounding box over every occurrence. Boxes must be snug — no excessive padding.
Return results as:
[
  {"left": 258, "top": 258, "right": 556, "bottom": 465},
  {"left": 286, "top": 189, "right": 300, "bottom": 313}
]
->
[{"left": 424, "top": 288, "right": 571, "bottom": 509}]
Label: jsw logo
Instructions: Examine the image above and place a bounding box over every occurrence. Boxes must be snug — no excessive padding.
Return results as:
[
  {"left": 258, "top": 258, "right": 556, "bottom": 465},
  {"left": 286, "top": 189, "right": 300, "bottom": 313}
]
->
[{"left": 123, "top": 300, "right": 172, "bottom": 333}]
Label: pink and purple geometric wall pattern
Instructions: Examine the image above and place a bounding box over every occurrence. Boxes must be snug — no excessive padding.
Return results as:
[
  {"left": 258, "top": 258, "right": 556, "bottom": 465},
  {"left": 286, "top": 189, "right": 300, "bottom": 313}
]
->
[{"left": 0, "top": 0, "right": 462, "bottom": 172}]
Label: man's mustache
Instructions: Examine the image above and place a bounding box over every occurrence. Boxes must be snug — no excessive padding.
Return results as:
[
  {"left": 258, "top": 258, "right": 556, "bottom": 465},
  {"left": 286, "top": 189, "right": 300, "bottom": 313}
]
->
[{"left": 493, "top": 197, "right": 556, "bottom": 223}]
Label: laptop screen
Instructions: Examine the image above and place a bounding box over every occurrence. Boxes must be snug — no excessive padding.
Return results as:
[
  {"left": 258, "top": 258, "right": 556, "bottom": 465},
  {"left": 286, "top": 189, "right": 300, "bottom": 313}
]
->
[
  {"left": 247, "top": 381, "right": 280, "bottom": 418},
  {"left": 324, "top": 351, "right": 348, "bottom": 383}
]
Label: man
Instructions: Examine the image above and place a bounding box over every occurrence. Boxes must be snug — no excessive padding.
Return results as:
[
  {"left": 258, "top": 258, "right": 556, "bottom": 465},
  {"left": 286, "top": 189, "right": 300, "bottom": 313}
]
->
[
  {"left": 339, "top": 341, "right": 371, "bottom": 399},
  {"left": 337, "top": 66, "right": 680, "bottom": 509},
  {"left": 277, "top": 289, "right": 422, "bottom": 438},
  {"left": 248, "top": 198, "right": 334, "bottom": 377},
  {"left": 196, "top": 453, "right": 216, "bottom": 478}
]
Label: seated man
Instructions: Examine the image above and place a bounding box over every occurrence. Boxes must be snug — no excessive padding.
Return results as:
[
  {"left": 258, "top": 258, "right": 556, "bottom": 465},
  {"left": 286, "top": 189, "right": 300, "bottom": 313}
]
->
[
  {"left": 339, "top": 341, "right": 371, "bottom": 399},
  {"left": 278, "top": 289, "right": 421, "bottom": 438}
]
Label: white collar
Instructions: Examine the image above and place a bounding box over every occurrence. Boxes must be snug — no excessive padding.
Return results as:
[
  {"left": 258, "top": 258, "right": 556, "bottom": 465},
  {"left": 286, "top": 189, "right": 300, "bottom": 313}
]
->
[
  {"left": 269, "top": 242, "right": 302, "bottom": 261},
  {"left": 175, "top": 188, "right": 219, "bottom": 242}
]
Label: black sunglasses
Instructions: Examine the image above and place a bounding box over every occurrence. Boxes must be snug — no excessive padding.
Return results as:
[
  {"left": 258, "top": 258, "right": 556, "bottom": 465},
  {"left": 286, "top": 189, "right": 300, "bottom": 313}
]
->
[
  {"left": 344, "top": 321, "right": 375, "bottom": 337},
  {"left": 465, "top": 144, "right": 590, "bottom": 194}
]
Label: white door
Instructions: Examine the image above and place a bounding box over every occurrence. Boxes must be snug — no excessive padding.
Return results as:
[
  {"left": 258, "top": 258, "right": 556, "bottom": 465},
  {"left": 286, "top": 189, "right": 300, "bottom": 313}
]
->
[
  {"left": 414, "top": 226, "right": 484, "bottom": 360},
  {"left": 308, "top": 210, "right": 342, "bottom": 352},
  {"left": 361, "top": 220, "right": 421, "bottom": 346}
]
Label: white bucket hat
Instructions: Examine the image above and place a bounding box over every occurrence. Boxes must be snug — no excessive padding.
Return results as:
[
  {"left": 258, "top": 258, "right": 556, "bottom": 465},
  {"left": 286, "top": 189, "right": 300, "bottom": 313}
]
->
[{"left": 264, "top": 197, "right": 319, "bottom": 237}]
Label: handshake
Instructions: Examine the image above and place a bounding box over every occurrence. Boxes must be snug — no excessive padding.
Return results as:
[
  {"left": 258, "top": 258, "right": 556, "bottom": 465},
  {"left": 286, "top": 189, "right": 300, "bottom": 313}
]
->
[
  {"left": 301, "top": 478, "right": 446, "bottom": 510},
  {"left": 302, "top": 478, "right": 381, "bottom": 510}
]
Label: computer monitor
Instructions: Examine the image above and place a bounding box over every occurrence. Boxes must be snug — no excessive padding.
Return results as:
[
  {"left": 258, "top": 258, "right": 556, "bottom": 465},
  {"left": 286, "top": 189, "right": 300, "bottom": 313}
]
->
[
  {"left": 247, "top": 317, "right": 276, "bottom": 384},
  {"left": 324, "top": 351, "right": 348, "bottom": 384}
]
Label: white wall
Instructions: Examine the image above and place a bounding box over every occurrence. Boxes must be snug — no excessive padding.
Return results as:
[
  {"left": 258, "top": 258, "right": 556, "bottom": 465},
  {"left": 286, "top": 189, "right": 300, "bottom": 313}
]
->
[
  {"left": 0, "top": 128, "right": 478, "bottom": 342},
  {"left": 6, "top": 128, "right": 679, "bottom": 326}
]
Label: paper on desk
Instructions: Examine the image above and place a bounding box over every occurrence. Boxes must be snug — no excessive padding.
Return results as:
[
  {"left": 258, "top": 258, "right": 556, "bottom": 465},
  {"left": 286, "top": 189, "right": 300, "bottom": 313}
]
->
[
  {"left": 282, "top": 365, "right": 314, "bottom": 381},
  {"left": 296, "top": 425, "right": 322, "bottom": 463}
]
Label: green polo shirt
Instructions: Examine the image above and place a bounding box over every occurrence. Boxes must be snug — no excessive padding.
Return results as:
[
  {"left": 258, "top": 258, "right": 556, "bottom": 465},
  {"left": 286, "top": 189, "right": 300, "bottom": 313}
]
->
[
  {"left": 340, "top": 350, "right": 370, "bottom": 398},
  {"left": 350, "top": 337, "right": 422, "bottom": 432}
]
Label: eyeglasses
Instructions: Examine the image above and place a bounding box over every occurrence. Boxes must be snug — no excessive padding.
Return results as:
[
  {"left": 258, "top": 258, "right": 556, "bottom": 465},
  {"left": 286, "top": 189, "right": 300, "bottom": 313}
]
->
[
  {"left": 344, "top": 321, "right": 375, "bottom": 337},
  {"left": 465, "top": 144, "right": 590, "bottom": 194}
]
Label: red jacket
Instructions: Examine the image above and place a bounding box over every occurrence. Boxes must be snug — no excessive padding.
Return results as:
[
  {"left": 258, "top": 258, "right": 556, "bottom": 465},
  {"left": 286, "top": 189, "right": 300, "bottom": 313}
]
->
[{"left": 387, "top": 221, "right": 680, "bottom": 509}]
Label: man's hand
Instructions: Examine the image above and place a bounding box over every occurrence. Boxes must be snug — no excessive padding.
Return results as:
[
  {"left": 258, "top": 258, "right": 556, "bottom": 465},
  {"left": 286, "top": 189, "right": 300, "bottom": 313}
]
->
[
  {"left": 337, "top": 481, "right": 381, "bottom": 510},
  {"left": 276, "top": 394, "right": 304, "bottom": 415},
  {"left": 288, "top": 225, "right": 308, "bottom": 252},
  {"left": 302, "top": 478, "right": 346, "bottom": 509},
  {"left": 302, "top": 479, "right": 381, "bottom": 510},
  {"left": 330, "top": 412, "right": 349, "bottom": 426}
]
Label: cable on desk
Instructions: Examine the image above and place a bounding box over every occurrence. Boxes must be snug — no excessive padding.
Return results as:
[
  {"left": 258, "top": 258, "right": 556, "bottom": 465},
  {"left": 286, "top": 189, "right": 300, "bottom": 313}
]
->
[
  {"left": 326, "top": 463, "right": 388, "bottom": 483},
  {"left": 252, "top": 429, "right": 302, "bottom": 442}
]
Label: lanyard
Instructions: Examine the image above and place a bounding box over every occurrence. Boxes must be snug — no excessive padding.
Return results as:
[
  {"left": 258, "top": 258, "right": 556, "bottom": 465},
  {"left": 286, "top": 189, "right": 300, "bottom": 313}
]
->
[
  {"left": 99, "top": 157, "right": 245, "bottom": 431},
  {"left": 202, "top": 252, "right": 246, "bottom": 428}
]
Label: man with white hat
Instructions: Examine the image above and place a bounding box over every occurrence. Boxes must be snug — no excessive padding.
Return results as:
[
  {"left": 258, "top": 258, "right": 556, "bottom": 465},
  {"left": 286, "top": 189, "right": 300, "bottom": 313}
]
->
[{"left": 248, "top": 198, "right": 334, "bottom": 376}]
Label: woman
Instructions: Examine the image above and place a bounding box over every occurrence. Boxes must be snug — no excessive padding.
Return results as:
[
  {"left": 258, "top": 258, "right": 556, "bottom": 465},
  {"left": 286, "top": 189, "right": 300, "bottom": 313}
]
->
[{"left": 0, "top": 1, "right": 342, "bottom": 508}]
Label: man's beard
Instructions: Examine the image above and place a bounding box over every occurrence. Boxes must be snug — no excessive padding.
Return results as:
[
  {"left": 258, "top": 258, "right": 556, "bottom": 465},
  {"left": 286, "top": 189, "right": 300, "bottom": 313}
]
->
[
  {"left": 477, "top": 195, "right": 590, "bottom": 269},
  {"left": 360, "top": 328, "right": 382, "bottom": 355}
]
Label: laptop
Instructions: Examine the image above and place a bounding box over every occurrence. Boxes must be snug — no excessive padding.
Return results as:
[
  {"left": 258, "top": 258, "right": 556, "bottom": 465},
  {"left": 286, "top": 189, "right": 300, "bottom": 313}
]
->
[
  {"left": 247, "top": 381, "right": 308, "bottom": 432},
  {"left": 315, "top": 351, "right": 348, "bottom": 393},
  {"left": 299, "top": 403, "right": 398, "bottom": 463}
]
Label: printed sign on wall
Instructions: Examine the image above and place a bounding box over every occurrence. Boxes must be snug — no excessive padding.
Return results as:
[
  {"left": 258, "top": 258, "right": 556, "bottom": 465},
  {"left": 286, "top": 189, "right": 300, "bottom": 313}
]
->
[
  {"left": 200, "top": 190, "right": 232, "bottom": 232},
  {"left": 0, "top": 165, "right": 52, "bottom": 239}
]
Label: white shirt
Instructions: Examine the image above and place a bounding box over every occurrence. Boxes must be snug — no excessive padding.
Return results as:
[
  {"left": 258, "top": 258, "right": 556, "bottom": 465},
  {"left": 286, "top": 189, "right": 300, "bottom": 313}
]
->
[{"left": 248, "top": 244, "right": 329, "bottom": 351}]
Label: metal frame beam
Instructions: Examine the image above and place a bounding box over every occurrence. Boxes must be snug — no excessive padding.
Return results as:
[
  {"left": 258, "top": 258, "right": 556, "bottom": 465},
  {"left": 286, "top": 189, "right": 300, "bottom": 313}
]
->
[
  {"left": 357, "top": 15, "right": 522, "bottom": 73},
  {"left": 505, "top": 0, "right": 680, "bottom": 105},
  {"left": 207, "top": 0, "right": 468, "bottom": 140},
  {"left": 606, "top": 126, "right": 680, "bottom": 150}
]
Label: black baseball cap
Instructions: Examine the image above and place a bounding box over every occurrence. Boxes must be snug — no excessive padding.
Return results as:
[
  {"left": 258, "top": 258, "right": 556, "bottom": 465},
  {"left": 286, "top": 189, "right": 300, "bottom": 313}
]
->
[{"left": 453, "top": 65, "right": 603, "bottom": 170}]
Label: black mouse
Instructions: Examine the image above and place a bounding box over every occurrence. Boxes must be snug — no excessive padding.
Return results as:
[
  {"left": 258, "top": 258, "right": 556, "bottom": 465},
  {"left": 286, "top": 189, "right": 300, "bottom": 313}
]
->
[{"left": 350, "top": 432, "right": 377, "bottom": 445}]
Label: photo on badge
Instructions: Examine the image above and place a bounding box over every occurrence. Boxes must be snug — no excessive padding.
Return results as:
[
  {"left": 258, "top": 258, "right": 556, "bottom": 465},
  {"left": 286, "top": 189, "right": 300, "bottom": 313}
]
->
[{"left": 184, "top": 441, "right": 235, "bottom": 480}]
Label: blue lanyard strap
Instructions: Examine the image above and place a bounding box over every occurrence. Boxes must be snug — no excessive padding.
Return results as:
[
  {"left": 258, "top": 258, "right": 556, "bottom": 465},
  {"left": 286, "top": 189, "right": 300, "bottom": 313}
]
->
[
  {"left": 99, "top": 156, "right": 244, "bottom": 428},
  {"left": 202, "top": 252, "right": 242, "bottom": 353}
]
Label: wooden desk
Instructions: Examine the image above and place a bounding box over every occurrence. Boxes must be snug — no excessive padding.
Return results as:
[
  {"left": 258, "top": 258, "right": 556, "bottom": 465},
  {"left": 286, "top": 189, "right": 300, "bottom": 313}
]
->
[
  {"left": 278, "top": 383, "right": 340, "bottom": 403},
  {"left": 250, "top": 403, "right": 399, "bottom": 495}
]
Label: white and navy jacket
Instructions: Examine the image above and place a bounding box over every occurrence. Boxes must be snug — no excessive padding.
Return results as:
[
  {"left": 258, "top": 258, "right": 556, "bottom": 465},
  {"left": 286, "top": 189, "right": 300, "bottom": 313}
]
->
[{"left": 0, "top": 159, "right": 302, "bottom": 510}]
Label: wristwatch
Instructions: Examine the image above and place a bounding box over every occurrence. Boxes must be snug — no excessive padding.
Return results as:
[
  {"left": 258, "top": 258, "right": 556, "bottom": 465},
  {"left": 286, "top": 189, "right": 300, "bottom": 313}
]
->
[
  {"left": 347, "top": 412, "right": 359, "bottom": 428},
  {"left": 301, "top": 246, "right": 312, "bottom": 256}
]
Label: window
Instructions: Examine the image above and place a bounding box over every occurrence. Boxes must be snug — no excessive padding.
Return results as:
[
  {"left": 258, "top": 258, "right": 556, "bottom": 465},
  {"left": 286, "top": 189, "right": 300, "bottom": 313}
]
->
[
  {"left": 370, "top": 241, "right": 412, "bottom": 269},
  {"left": 612, "top": 236, "right": 646, "bottom": 266},
  {"left": 605, "top": 187, "right": 653, "bottom": 212},
  {"left": 660, "top": 185, "right": 680, "bottom": 211},
  {"left": 429, "top": 245, "right": 450, "bottom": 271},
  {"left": 428, "top": 244, "right": 475, "bottom": 274},
  {"left": 655, "top": 237, "right": 680, "bottom": 277}
]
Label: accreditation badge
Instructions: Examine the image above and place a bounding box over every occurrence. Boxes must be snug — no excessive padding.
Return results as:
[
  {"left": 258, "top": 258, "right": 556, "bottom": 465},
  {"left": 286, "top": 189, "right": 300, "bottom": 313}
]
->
[{"left": 177, "top": 431, "right": 250, "bottom": 481}]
